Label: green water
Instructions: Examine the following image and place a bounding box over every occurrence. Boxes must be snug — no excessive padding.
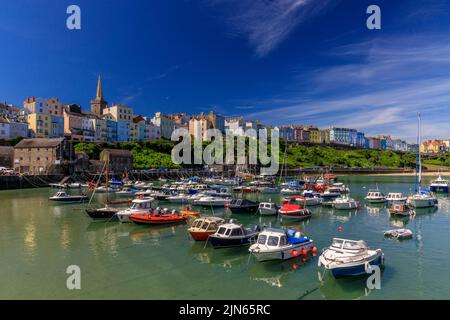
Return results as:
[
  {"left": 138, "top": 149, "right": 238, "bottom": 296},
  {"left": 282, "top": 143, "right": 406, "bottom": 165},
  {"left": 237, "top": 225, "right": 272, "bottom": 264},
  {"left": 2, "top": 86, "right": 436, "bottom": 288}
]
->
[{"left": 1, "top": 175, "right": 450, "bottom": 300}]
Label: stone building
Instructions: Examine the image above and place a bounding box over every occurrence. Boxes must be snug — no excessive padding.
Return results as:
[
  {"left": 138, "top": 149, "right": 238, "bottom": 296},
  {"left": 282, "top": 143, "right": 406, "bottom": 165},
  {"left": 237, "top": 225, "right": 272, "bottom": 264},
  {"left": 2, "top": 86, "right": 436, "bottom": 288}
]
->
[
  {"left": 13, "top": 138, "right": 75, "bottom": 175},
  {"left": 100, "top": 149, "right": 133, "bottom": 174},
  {"left": 0, "top": 146, "right": 14, "bottom": 167}
]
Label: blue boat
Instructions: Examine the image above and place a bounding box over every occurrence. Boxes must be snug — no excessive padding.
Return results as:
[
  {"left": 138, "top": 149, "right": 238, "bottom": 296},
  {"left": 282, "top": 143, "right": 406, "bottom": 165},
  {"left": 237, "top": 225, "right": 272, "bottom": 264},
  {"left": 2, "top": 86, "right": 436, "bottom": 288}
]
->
[
  {"left": 429, "top": 175, "right": 449, "bottom": 193},
  {"left": 318, "top": 238, "right": 384, "bottom": 278}
]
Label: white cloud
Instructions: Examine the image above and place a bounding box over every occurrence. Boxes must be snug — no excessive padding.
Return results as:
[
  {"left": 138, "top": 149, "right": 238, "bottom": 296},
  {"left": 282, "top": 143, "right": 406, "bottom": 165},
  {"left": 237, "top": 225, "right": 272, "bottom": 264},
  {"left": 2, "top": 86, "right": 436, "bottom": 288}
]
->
[{"left": 205, "top": 0, "right": 332, "bottom": 57}]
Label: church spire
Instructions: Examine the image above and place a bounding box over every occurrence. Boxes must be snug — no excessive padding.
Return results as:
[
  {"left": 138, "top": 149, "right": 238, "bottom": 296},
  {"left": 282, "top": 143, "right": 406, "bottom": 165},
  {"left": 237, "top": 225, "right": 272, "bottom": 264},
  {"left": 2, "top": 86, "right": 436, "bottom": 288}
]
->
[{"left": 96, "top": 75, "right": 103, "bottom": 100}]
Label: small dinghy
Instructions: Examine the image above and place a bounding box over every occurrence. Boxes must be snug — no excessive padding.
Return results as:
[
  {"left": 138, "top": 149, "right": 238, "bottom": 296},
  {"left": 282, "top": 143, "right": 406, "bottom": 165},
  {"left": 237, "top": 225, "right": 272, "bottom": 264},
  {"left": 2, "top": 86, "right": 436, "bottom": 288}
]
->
[
  {"left": 49, "top": 190, "right": 89, "bottom": 203},
  {"left": 384, "top": 228, "right": 413, "bottom": 240},
  {"left": 130, "top": 210, "right": 187, "bottom": 225},
  {"left": 188, "top": 216, "right": 226, "bottom": 241},
  {"left": 388, "top": 202, "right": 415, "bottom": 216},
  {"left": 249, "top": 228, "right": 314, "bottom": 262},
  {"left": 228, "top": 199, "right": 259, "bottom": 214},
  {"left": 208, "top": 221, "right": 260, "bottom": 248},
  {"left": 258, "top": 202, "right": 278, "bottom": 216},
  {"left": 318, "top": 238, "right": 384, "bottom": 278}
]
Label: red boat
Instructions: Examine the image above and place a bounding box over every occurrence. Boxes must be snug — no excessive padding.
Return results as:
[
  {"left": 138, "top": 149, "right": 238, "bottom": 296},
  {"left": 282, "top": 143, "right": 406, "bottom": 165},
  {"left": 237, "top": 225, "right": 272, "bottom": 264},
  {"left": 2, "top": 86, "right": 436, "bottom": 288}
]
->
[
  {"left": 130, "top": 212, "right": 187, "bottom": 225},
  {"left": 279, "top": 201, "right": 312, "bottom": 220}
]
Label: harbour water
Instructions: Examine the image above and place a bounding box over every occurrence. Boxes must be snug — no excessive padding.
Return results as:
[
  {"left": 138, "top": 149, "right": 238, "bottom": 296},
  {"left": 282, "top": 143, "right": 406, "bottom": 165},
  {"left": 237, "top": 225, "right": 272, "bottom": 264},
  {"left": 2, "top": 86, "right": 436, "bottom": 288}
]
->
[{"left": 1, "top": 175, "right": 450, "bottom": 300}]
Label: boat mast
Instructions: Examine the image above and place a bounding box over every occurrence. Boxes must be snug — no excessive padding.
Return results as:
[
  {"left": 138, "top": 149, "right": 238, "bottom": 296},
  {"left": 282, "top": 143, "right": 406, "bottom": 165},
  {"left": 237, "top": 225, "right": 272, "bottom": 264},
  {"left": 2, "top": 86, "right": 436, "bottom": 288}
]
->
[
  {"left": 106, "top": 152, "right": 109, "bottom": 204},
  {"left": 416, "top": 112, "right": 422, "bottom": 192}
]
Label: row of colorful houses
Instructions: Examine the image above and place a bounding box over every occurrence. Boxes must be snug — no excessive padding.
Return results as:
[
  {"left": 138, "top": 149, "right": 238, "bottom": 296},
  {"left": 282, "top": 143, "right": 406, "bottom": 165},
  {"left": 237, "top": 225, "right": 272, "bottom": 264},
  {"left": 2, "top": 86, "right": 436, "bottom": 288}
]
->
[{"left": 0, "top": 76, "right": 418, "bottom": 153}]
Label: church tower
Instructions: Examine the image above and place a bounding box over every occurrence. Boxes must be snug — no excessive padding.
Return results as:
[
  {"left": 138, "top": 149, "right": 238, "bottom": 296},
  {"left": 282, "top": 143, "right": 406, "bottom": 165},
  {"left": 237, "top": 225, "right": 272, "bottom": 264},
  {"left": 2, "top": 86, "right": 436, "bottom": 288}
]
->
[{"left": 90, "top": 75, "right": 107, "bottom": 115}]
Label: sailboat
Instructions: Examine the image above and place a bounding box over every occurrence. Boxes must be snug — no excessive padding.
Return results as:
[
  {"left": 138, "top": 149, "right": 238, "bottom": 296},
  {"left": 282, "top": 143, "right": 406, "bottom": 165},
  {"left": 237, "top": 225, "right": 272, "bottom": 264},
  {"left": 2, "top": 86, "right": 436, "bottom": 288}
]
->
[
  {"left": 407, "top": 113, "right": 438, "bottom": 208},
  {"left": 85, "top": 156, "right": 131, "bottom": 220}
]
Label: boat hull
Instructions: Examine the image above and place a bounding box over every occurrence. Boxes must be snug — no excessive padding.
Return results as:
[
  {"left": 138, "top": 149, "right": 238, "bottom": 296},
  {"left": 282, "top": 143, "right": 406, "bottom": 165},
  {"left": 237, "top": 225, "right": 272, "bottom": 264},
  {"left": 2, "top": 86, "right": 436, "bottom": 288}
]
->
[
  {"left": 408, "top": 198, "right": 438, "bottom": 208},
  {"left": 85, "top": 208, "right": 120, "bottom": 221},
  {"left": 333, "top": 202, "right": 358, "bottom": 210},
  {"left": 209, "top": 234, "right": 257, "bottom": 248},
  {"left": 130, "top": 214, "right": 187, "bottom": 225},
  {"left": 250, "top": 240, "right": 314, "bottom": 262},
  {"left": 430, "top": 185, "right": 449, "bottom": 193},
  {"left": 258, "top": 208, "right": 277, "bottom": 216},
  {"left": 330, "top": 254, "right": 384, "bottom": 278},
  {"left": 228, "top": 205, "right": 259, "bottom": 214},
  {"left": 189, "top": 231, "right": 215, "bottom": 241}
]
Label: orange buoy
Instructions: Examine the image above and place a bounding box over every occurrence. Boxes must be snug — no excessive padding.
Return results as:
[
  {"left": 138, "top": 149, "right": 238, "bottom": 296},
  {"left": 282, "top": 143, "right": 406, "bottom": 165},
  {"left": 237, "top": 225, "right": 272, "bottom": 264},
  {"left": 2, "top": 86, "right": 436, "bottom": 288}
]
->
[
  {"left": 338, "top": 226, "right": 343, "bottom": 232},
  {"left": 301, "top": 249, "right": 307, "bottom": 255},
  {"left": 292, "top": 250, "right": 299, "bottom": 257},
  {"left": 312, "top": 246, "right": 318, "bottom": 253}
]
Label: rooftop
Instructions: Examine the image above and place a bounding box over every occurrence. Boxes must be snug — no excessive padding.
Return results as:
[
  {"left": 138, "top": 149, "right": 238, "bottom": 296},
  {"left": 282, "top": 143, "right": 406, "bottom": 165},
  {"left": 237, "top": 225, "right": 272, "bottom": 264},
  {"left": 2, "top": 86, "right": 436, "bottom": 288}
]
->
[{"left": 14, "top": 138, "right": 65, "bottom": 149}]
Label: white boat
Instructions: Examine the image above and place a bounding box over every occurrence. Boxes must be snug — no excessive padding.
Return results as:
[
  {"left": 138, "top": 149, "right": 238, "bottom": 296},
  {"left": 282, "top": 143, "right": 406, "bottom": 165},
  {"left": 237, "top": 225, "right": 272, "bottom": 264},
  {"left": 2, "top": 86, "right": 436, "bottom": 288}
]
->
[
  {"left": 67, "top": 182, "right": 85, "bottom": 189},
  {"left": 249, "top": 228, "right": 314, "bottom": 262},
  {"left": 318, "top": 238, "right": 384, "bottom": 278},
  {"left": 116, "top": 197, "right": 154, "bottom": 223},
  {"left": 407, "top": 190, "right": 438, "bottom": 208},
  {"left": 288, "top": 195, "right": 321, "bottom": 206},
  {"left": 49, "top": 190, "right": 89, "bottom": 203},
  {"left": 115, "top": 187, "right": 137, "bottom": 197},
  {"left": 94, "top": 186, "right": 115, "bottom": 193},
  {"left": 384, "top": 228, "right": 413, "bottom": 240},
  {"left": 429, "top": 175, "right": 449, "bottom": 193},
  {"left": 134, "top": 189, "right": 155, "bottom": 197},
  {"left": 193, "top": 196, "right": 231, "bottom": 207},
  {"left": 258, "top": 202, "right": 278, "bottom": 216},
  {"left": 167, "top": 193, "right": 190, "bottom": 203},
  {"left": 333, "top": 196, "right": 358, "bottom": 210},
  {"left": 407, "top": 113, "right": 438, "bottom": 209},
  {"left": 258, "top": 187, "right": 279, "bottom": 194},
  {"left": 49, "top": 183, "right": 67, "bottom": 189},
  {"left": 365, "top": 189, "right": 386, "bottom": 203},
  {"left": 386, "top": 192, "right": 407, "bottom": 202},
  {"left": 280, "top": 188, "right": 300, "bottom": 195}
]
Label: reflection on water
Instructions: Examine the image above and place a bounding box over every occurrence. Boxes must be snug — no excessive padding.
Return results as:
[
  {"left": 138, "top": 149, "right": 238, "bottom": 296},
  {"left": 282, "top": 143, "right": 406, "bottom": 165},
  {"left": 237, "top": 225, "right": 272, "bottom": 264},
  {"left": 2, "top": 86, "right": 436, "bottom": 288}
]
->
[{"left": 2, "top": 177, "right": 450, "bottom": 299}]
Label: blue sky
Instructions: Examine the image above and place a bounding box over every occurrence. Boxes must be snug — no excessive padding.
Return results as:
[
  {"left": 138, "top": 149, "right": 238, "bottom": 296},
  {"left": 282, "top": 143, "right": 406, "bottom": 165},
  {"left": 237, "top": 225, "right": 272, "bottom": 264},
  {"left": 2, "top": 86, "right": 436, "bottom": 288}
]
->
[{"left": 1, "top": 0, "right": 450, "bottom": 142}]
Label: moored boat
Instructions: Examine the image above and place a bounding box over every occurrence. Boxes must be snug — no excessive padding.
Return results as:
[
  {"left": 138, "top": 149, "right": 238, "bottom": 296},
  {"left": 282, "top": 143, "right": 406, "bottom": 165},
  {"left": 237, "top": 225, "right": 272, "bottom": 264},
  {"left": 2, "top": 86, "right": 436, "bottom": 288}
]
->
[
  {"left": 279, "top": 198, "right": 311, "bottom": 220},
  {"left": 188, "top": 216, "right": 226, "bottom": 241},
  {"left": 258, "top": 202, "right": 278, "bottom": 216},
  {"left": 365, "top": 189, "right": 387, "bottom": 203},
  {"left": 249, "top": 228, "right": 314, "bottom": 262},
  {"left": 193, "top": 196, "right": 231, "bottom": 207},
  {"left": 228, "top": 199, "right": 259, "bottom": 214},
  {"left": 429, "top": 175, "right": 449, "bottom": 193},
  {"left": 388, "top": 202, "right": 415, "bottom": 216},
  {"left": 130, "top": 211, "right": 187, "bottom": 225},
  {"left": 386, "top": 192, "right": 407, "bottom": 202},
  {"left": 332, "top": 196, "right": 358, "bottom": 210},
  {"left": 116, "top": 197, "right": 154, "bottom": 223},
  {"left": 208, "top": 221, "right": 261, "bottom": 248},
  {"left": 49, "top": 190, "right": 89, "bottom": 203},
  {"left": 318, "top": 238, "right": 384, "bottom": 278},
  {"left": 384, "top": 228, "right": 413, "bottom": 240}
]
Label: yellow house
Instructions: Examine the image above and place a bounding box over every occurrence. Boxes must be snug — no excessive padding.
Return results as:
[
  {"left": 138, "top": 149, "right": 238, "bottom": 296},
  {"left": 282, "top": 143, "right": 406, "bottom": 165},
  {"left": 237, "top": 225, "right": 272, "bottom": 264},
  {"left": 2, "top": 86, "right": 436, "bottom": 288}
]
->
[
  {"left": 420, "top": 140, "right": 444, "bottom": 154},
  {"left": 308, "top": 127, "right": 321, "bottom": 143},
  {"left": 27, "top": 113, "right": 51, "bottom": 138}
]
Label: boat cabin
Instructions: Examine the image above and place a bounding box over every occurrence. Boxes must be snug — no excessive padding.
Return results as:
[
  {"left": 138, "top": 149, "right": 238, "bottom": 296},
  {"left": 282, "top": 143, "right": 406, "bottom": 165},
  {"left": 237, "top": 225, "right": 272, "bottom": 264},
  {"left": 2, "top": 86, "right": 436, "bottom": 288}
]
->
[
  {"left": 387, "top": 193, "right": 404, "bottom": 200},
  {"left": 54, "top": 191, "right": 68, "bottom": 198},
  {"left": 214, "top": 223, "right": 258, "bottom": 238},
  {"left": 256, "top": 229, "right": 288, "bottom": 247},
  {"left": 189, "top": 217, "right": 225, "bottom": 231},
  {"left": 130, "top": 198, "right": 153, "bottom": 210},
  {"left": 330, "top": 238, "right": 368, "bottom": 252},
  {"left": 366, "top": 191, "right": 384, "bottom": 198},
  {"left": 258, "top": 202, "right": 276, "bottom": 210}
]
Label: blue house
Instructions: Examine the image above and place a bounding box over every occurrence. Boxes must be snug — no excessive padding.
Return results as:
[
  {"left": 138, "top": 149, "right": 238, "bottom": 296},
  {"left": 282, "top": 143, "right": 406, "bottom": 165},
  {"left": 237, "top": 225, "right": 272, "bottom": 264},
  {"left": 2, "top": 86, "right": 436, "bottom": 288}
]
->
[
  {"left": 106, "top": 120, "right": 118, "bottom": 142},
  {"left": 117, "top": 121, "right": 130, "bottom": 142}
]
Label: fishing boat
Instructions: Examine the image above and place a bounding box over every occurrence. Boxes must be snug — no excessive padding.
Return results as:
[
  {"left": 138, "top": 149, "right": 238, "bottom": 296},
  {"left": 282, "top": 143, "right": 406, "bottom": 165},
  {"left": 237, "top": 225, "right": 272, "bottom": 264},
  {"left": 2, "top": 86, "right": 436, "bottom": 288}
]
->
[
  {"left": 384, "top": 228, "right": 413, "bottom": 240},
  {"left": 296, "top": 192, "right": 322, "bottom": 206},
  {"left": 318, "top": 238, "right": 384, "bottom": 278},
  {"left": 407, "top": 113, "right": 439, "bottom": 208},
  {"left": 129, "top": 210, "right": 187, "bottom": 225},
  {"left": 228, "top": 199, "right": 259, "bottom": 214},
  {"left": 279, "top": 198, "right": 312, "bottom": 220},
  {"left": 49, "top": 190, "right": 89, "bottom": 203},
  {"left": 258, "top": 202, "right": 278, "bottom": 216},
  {"left": 188, "top": 216, "right": 226, "bottom": 241},
  {"left": 365, "top": 189, "right": 387, "bottom": 203},
  {"left": 249, "top": 228, "right": 314, "bottom": 262},
  {"left": 193, "top": 196, "right": 231, "bottom": 207},
  {"left": 332, "top": 196, "right": 358, "bottom": 210},
  {"left": 386, "top": 192, "right": 407, "bottom": 202},
  {"left": 389, "top": 202, "right": 415, "bottom": 216},
  {"left": 208, "top": 221, "right": 261, "bottom": 248},
  {"left": 429, "top": 175, "right": 449, "bottom": 193},
  {"left": 116, "top": 197, "right": 154, "bottom": 223},
  {"left": 320, "top": 189, "right": 342, "bottom": 206}
]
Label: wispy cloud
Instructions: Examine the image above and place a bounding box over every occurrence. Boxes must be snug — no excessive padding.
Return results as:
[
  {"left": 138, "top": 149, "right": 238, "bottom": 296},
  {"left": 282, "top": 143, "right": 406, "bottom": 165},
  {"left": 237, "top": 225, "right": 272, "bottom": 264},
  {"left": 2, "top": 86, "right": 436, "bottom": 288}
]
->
[
  {"left": 147, "top": 64, "right": 183, "bottom": 81},
  {"left": 243, "top": 34, "right": 450, "bottom": 141},
  {"left": 205, "top": 0, "right": 333, "bottom": 57}
]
